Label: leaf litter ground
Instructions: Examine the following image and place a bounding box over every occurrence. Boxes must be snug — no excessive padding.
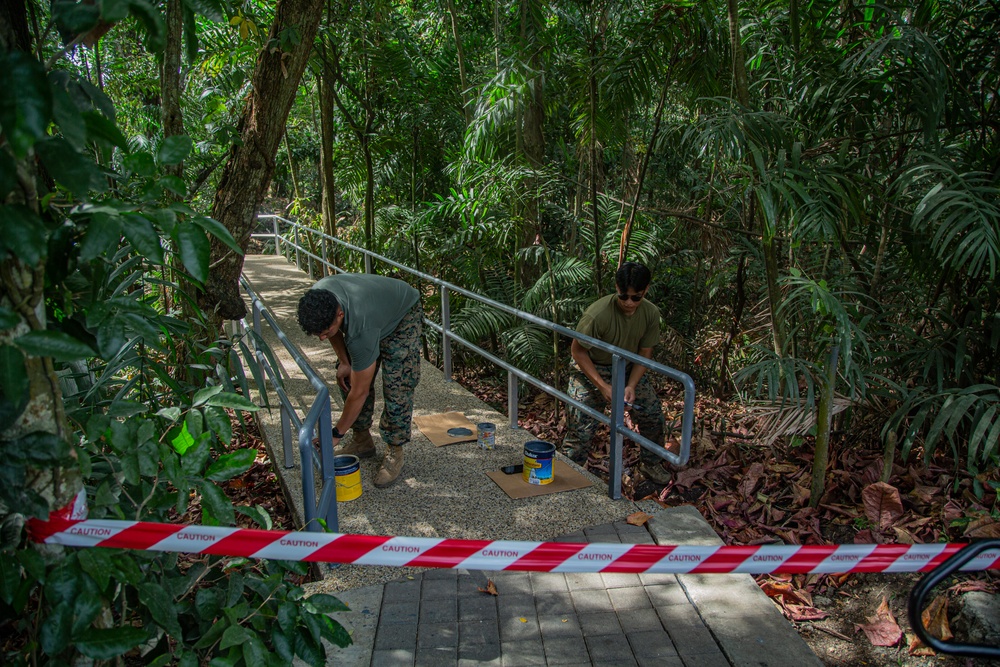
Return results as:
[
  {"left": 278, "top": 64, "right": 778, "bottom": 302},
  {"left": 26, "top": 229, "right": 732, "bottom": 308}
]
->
[{"left": 225, "top": 376, "right": 998, "bottom": 666}]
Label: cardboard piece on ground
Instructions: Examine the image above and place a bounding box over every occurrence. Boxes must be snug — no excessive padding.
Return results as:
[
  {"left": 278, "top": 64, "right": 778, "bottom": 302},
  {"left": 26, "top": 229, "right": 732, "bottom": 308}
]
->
[
  {"left": 486, "top": 460, "right": 591, "bottom": 499},
  {"left": 413, "top": 411, "right": 479, "bottom": 447}
]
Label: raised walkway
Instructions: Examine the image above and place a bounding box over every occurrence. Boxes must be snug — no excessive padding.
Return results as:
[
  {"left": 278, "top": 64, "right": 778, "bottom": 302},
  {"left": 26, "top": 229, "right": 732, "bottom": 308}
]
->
[{"left": 240, "top": 253, "right": 822, "bottom": 667}]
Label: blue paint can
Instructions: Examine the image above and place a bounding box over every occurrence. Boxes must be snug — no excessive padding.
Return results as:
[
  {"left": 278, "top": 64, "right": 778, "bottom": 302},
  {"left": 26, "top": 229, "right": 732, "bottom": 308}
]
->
[{"left": 523, "top": 441, "right": 555, "bottom": 485}]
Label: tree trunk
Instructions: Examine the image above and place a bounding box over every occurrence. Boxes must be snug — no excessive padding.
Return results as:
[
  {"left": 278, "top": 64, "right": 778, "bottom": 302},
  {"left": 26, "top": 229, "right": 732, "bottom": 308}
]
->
[
  {"left": 201, "top": 0, "right": 326, "bottom": 322},
  {"left": 520, "top": 0, "right": 545, "bottom": 256},
  {"left": 809, "top": 346, "right": 839, "bottom": 507},
  {"left": 445, "top": 0, "right": 472, "bottom": 127},
  {"left": 284, "top": 130, "right": 302, "bottom": 202},
  {"left": 318, "top": 68, "right": 338, "bottom": 266}
]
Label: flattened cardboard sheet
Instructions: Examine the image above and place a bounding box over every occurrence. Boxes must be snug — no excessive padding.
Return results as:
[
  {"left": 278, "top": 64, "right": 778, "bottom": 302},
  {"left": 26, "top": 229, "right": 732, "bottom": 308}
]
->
[
  {"left": 486, "top": 460, "right": 592, "bottom": 499},
  {"left": 413, "top": 411, "right": 479, "bottom": 447}
]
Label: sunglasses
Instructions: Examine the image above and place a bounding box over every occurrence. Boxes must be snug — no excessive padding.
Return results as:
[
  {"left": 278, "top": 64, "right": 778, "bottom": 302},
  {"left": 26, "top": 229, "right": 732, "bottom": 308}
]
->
[{"left": 617, "top": 293, "right": 644, "bottom": 302}]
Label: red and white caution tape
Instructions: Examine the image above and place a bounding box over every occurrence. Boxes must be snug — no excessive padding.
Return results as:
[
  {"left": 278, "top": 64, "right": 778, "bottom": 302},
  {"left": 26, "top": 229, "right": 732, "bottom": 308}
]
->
[{"left": 29, "top": 518, "right": 1000, "bottom": 574}]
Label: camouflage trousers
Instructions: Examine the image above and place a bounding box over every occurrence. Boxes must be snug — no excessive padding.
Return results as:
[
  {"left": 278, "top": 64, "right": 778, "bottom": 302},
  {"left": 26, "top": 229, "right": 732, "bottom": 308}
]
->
[
  {"left": 562, "top": 364, "right": 666, "bottom": 464},
  {"left": 340, "top": 301, "right": 423, "bottom": 447}
]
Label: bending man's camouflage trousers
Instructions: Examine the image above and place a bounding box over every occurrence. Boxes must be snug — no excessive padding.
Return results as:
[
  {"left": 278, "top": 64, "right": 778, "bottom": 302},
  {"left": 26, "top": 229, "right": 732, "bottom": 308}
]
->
[
  {"left": 562, "top": 364, "right": 666, "bottom": 464},
  {"left": 340, "top": 301, "right": 423, "bottom": 447}
]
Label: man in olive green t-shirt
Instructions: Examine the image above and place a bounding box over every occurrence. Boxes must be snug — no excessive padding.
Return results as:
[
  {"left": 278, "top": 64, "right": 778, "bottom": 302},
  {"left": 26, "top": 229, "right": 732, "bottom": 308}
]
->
[
  {"left": 563, "top": 262, "right": 671, "bottom": 485},
  {"left": 297, "top": 274, "right": 422, "bottom": 488}
]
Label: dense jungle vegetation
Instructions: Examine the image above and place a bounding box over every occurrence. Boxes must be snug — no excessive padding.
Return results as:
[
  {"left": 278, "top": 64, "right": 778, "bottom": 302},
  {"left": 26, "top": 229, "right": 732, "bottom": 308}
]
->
[{"left": 1, "top": 0, "right": 998, "bottom": 664}]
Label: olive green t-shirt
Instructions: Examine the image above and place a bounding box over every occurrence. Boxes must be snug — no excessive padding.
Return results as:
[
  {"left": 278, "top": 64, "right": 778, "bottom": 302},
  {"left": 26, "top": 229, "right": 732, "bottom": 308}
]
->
[
  {"left": 311, "top": 274, "right": 419, "bottom": 370},
  {"left": 575, "top": 294, "right": 660, "bottom": 365}
]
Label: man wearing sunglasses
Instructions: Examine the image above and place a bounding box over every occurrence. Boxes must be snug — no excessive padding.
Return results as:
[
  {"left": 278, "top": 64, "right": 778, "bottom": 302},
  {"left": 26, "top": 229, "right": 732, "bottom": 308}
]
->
[
  {"left": 297, "top": 274, "right": 422, "bottom": 488},
  {"left": 562, "top": 262, "right": 671, "bottom": 485}
]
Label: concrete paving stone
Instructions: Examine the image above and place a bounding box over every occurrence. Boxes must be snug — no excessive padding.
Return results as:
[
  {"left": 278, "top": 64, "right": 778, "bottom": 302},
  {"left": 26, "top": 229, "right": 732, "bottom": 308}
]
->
[
  {"left": 379, "top": 600, "right": 419, "bottom": 625},
  {"left": 555, "top": 531, "right": 586, "bottom": 542},
  {"left": 457, "top": 635, "right": 501, "bottom": 662},
  {"left": 636, "top": 656, "right": 685, "bottom": 667},
  {"left": 584, "top": 524, "right": 620, "bottom": 540},
  {"left": 423, "top": 567, "right": 459, "bottom": 580},
  {"left": 586, "top": 634, "right": 639, "bottom": 665},
  {"left": 459, "top": 619, "right": 500, "bottom": 646},
  {"left": 371, "top": 648, "right": 415, "bottom": 667},
  {"left": 416, "top": 621, "right": 459, "bottom": 649},
  {"left": 564, "top": 571, "right": 606, "bottom": 590},
  {"left": 535, "top": 590, "right": 574, "bottom": 616},
  {"left": 569, "top": 588, "right": 613, "bottom": 613},
  {"left": 457, "top": 572, "right": 492, "bottom": 597},
  {"left": 608, "top": 586, "right": 653, "bottom": 611},
  {"left": 655, "top": 601, "right": 705, "bottom": 626},
  {"left": 664, "top": 620, "right": 719, "bottom": 655},
  {"left": 578, "top": 611, "right": 623, "bottom": 636},
  {"left": 419, "top": 596, "right": 457, "bottom": 624},
  {"left": 458, "top": 594, "right": 499, "bottom": 622},
  {"left": 415, "top": 646, "right": 457, "bottom": 666},
  {"left": 601, "top": 571, "right": 642, "bottom": 589},
  {"left": 497, "top": 592, "right": 536, "bottom": 618},
  {"left": 498, "top": 613, "right": 540, "bottom": 642},
  {"left": 645, "top": 582, "right": 691, "bottom": 607},
  {"left": 677, "top": 650, "right": 730, "bottom": 666},
  {"left": 537, "top": 613, "right": 584, "bottom": 640},
  {"left": 491, "top": 571, "right": 533, "bottom": 595},
  {"left": 529, "top": 571, "right": 570, "bottom": 594},
  {"left": 459, "top": 656, "right": 501, "bottom": 667},
  {"left": 627, "top": 629, "right": 680, "bottom": 659},
  {"left": 540, "top": 635, "right": 591, "bottom": 664},
  {"left": 617, "top": 607, "right": 667, "bottom": 633},
  {"left": 421, "top": 575, "right": 459, "bottom": 600},
  {"left": 638, "top": 571, "right": 679, "bottom": 587},
  {"left": 501, "top": 639, "right": 548, "bottom": 666},
  {"left": 383, "top": 578, "right": 421, "bottom": 604},
  {"left": 614, "top": 522, "right": 653, "bottom": 543},
  {"left": 374, "top": 621, "right": 418, "bottom": 650}
]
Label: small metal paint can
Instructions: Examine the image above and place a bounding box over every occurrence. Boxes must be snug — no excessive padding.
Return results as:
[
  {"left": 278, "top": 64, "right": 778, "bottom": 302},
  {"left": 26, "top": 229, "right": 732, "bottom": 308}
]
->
[{"left": 477, "top": 422, "right": 496, "bottom": 450}]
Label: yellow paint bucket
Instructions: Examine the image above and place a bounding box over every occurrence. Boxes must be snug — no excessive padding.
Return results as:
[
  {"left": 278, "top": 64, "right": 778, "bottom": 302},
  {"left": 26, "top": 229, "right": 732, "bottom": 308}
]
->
[
  {"left": 523, "top": 441, "right": 555, "bottom": 485},
  {"left": 335, "top": 455, "right": 362, "bottom": 502}
]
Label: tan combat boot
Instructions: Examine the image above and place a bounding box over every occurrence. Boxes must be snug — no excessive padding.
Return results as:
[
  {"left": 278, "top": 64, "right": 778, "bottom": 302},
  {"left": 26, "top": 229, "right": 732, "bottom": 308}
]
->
[
  {"left": 335, "top": 429, "right": 376, "bottom": 458},
  {"left": 373, "top": 445, "right": 404, "bottom": 488}
]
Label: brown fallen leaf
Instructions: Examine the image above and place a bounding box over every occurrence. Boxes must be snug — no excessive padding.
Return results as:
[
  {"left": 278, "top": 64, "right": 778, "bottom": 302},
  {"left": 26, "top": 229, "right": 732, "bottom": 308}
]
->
[
  {"left": 626, "top": 511, "right": 653, "bottom": 526},
  {"left": 760, "top": 580, "right": 812, "bottom": 606},
  {"left": 784, "top": 604, "right": 829, "bottom": 622},
  {"left": 478, "top": 579, "right": 498, "bottom": 596},
  {"left": 855, "top": 596, "right": 902, "bottom": 647},
  {"left": 862, "top": 482, "right": 904, "bottom": 531},
  {"left": 921, "top": 593, "right": 953, "bottom": 642},
  {"left": 907, "top": 632, "right": 935, "bottom": 657},
  {"left": 964, "top": 517, "right": 1000, "bottom": 539}
]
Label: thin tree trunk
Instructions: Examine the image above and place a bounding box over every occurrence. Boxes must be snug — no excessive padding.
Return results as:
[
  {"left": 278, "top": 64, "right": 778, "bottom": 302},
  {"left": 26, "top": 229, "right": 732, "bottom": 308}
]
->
[
  {"left": 201, "top": 0, "right": 325, "bottom": 322},
  {"left": 284, "top": 130, "right": 302, "bottom": 202},
  {"left": 810, "top": 346, "right": 839, "bottom": 507},
  {"left": 589, "top": 34, "right": 601, "bottom": 294},
  {"left": 445, "top": 0, "right": 472, "bottom": 127},
  {"left": 319, "top": 68, "right": 338, "bottom": 267}
]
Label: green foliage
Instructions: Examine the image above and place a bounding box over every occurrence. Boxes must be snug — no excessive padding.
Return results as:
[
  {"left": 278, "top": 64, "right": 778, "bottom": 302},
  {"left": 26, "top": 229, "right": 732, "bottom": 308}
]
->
[{"left": 0, "top": 4, "right": 348, "bottom": 665}]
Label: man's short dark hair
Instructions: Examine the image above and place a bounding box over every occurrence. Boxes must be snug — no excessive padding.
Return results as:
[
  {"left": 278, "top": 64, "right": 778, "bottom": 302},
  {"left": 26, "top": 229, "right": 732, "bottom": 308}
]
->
[
  {"left": 615, "top": 262, "right": 651, "bottom": 292},
  {"left": 297, "top": 289, "right": 341, "bottom": 335}
]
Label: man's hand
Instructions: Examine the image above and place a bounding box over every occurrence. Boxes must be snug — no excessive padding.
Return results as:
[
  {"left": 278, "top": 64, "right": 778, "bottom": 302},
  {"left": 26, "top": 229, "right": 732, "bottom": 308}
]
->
[
  {"left": 336, "top": 363, "right": 352, "bottom": 392},
  {"left": 597, "top": 382, "right": 613, "bottom": 402},
  {"left": 624, "top": 385, "right": 636, "bottom": 405}
]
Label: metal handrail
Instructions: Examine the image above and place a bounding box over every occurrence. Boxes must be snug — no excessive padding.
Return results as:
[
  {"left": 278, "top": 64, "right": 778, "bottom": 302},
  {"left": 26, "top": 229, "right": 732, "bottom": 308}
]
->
[
  {"left": 238, "top": 275, "right": 338, "bottom": 532},
  {"left": 253, "top": 214, "right": 696, "bottom": 500},
  {"left": 907, "top": 540, "right": 1000, "bottom": 659}
]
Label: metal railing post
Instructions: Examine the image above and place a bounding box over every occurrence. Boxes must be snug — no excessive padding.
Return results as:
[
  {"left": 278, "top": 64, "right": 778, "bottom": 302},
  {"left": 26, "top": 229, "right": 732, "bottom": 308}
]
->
[
  {"left": 280, "top": 403, "right": 294, "bottom": 469},
  {"left": 364, "top": 252, "right": 372, "bottom": 275},
  {"left": 608, "top": 355, "right": 627, "bottom": 499},
  {"left": 272, "top": 218, "right": 280, "bottom": 256},
  {"left": 508, "top": 371, "right": 518, "bottom": 429},
  {"left": 294, "top": 226, "right": 301, "bottom": 271},
  {"left": 321, "top": 238, "right": 328, "bottom": 276},
  {"left": 441, "top": 285, "right": 452, "bottom": 381}
]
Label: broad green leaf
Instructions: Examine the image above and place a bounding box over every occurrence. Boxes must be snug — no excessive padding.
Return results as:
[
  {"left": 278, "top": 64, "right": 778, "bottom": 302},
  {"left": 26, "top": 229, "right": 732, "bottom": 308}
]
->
[
  {"left": 96, "top": 318, "right": 127, "bottom": 359},
  {"left": 171, "top": 421, "right": 195, "bottom": 455},
  {"left": 158, "top": 135, "right": 193, "bottom": 166},
  {"left": 199, "top": 480, "right": 234, "bottom": 525},
  {"left": 205, "top": 449, "right": 255, "bottom": 481},
  {"left": 0, "top": 149, "right": 16, "bottom": 198},
  {"left": 193, "top": 215, "right": 242, "bottom": 254},
  {"left": 40, "top": 601, "right": 72, "bottom": 655},
  {"left": 74, "top": 627, "right": 147, "bottom": 660},
  {"left": 195, "top": 587, "right": 225, "bottom": 620},
  {"left": 0, "top": 205, "right": 47, "bottom": 266},
  {"left": 291, "top": 626, "right": 324, "bottom": 667},
  {"left": 138, "top": 582, "right": 183, "bottom": 637},
  {"left": 318, "top": 614, "right": 352, "bottom": 648},
  {"left": 182, "top": 0, "right": 225, "bottom": 22},
  {"left": 121, "top": 214, "right": 165, "bottom": 264},
  {"left": 106, "top": 401, "right": 146, "bottom": 418},
  {"left": 220, "top": 624, "right": 250, "bottom": 649},
  {"left": 71, "top": 582, "right": 104, "bottom": 635},
  {"left": 0, "top": 52, "right": 52, "bottom": 157},
  {"left": 305, "top": 593, "right": 350, "bottom": 613},
  {"left": 100, "top": 0, "right": 131, "bottom": 21},
  {"left": 15, "top": 330, "right": 93, "bottom": 362},
  {"left": 124, "top": 151, "right": 156, "bottom": 178},
  {"left": 0, "top": 346, "right": 29, "bottom": 427},
  {"left": 176, "top": 224, "right": 211, "bottom": 283},
  {"left": 0, "top": 308, "right": 18, "bottom": 330},
  {"left": 8, "top": 432, "right": 71, "bottom": 464},
  {"left": 204, "top": 405, "right": 233, "bottom": 445},
  {"left": 205, "top": 392, "right": 259, "bottom": 412},
  {"left": 271, "top": 628, "right": 293, "bottom": 661},
  {"left": 157, "top": 406, "right": 183, "bottom": 422},
  {"left": 0, "top": 554, "right": 21, "bottom": 605},
  {"left": 51, "top": 83, "right": 87, "bottom": 150},
  {"left": 36, "top": 137, "right": 104, "bottom": 199},
  {"left": 77, "top": 549, "right": 113, "bottom": 591},
  {"left": 83, "top": 111, "right": 129, "bottom": 149},
  {"left": 235, "top": 505, "right": 271, "bottom": 530},
  {"left": 181, "top": 440, "right": 210, "bottom": 476},
  {"left": 242, "top": 634, "right": 268, "bottom": 667}
]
